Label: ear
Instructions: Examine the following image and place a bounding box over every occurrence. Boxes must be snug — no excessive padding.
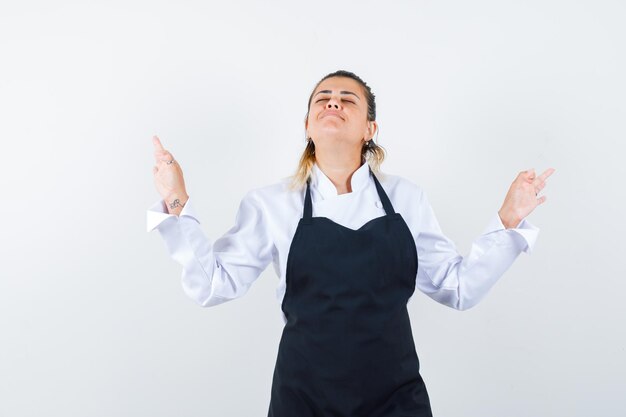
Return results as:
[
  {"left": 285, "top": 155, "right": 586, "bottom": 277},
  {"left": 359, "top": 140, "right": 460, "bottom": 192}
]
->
[{"left": 368, "top": 121, "right": 378, "bottom": 139}]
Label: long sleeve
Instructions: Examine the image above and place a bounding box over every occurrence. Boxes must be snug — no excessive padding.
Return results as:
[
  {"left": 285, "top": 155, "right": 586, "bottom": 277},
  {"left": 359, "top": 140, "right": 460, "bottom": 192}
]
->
[
  {"left": 414, "top": 189, "right": 540, "bottom": 311},
  {"left": 146, "top": 191, "right": 274, "bottom": 307}
]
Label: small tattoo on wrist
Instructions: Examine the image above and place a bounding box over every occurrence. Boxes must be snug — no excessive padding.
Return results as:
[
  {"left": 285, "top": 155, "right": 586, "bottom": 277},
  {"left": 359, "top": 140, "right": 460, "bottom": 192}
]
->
[{"left": 169, "top": 198, "right": 186, "bottom": 210}]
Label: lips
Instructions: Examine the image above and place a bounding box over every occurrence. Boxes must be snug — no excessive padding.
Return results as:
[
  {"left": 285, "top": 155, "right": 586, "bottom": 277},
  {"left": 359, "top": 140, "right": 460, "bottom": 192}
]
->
[{"left": 322, "top": 111, "right": 344, "bottom": 120}]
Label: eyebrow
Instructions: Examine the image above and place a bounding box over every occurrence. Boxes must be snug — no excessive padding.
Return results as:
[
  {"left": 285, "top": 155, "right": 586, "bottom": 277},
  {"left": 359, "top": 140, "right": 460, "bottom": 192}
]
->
[{"left": 314, "top": 90, "right": 361, "bottom": 100}]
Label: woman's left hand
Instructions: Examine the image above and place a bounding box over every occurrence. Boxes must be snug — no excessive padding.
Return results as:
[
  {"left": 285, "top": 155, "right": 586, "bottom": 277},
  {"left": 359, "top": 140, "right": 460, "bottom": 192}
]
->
[{"left": 498, "top": 168, "right": 556, "bottom": 229}]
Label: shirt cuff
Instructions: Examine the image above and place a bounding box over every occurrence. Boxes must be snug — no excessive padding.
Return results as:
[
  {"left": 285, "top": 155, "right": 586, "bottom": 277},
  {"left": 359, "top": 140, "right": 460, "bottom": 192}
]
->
[
  {"left": 146, "top": 196, "right": 200, "bottom": 232},
  {"left": 481, "top": 213, "right": 540, "bottom": 255}
]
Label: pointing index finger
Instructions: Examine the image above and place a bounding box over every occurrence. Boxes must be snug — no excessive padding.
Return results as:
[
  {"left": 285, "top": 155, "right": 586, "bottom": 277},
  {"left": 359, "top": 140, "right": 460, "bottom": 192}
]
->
[{"left": 152, "top": 135, "right": 165, "bottom": 151}]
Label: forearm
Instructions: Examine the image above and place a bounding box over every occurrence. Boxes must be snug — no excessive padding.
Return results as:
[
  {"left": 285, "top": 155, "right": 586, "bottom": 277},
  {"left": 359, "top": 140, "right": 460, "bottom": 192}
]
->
[
  {"left": 148, "top": 191, "right": 274, "bottom": 307},
  {"left": 417, "top": 231, "right": 525, "bottom": 310},
  {"left": 415, "top": 211, "right": 539, "bottom": 310}
]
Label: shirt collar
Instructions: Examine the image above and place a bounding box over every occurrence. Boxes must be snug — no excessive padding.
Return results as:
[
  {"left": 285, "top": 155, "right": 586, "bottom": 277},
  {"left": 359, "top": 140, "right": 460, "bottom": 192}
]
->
[{"left": 311, "top": 160, "right": 371, "bottom": 199}]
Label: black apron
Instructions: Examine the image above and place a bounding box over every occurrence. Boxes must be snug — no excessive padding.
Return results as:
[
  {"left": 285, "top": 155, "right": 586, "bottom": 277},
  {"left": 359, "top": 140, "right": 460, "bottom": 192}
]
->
[{"left": 268, "top": 166, "right": 433, "bottom": 417}]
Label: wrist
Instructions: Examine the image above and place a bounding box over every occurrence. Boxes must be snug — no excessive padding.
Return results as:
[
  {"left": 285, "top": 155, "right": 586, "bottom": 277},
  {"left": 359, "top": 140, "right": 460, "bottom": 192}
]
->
[
  {"left": 165, "top": 193, "right": 189, "bottom": 215},
  {"left": 498, "top": 209, "right": 521, "bottom": 229}
]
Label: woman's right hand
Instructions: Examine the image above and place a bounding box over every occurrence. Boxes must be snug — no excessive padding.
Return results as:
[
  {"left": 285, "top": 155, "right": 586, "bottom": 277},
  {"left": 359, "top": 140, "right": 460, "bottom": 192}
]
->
[{"left": 152, "top": 135, "right": 189, "bottom": 214}]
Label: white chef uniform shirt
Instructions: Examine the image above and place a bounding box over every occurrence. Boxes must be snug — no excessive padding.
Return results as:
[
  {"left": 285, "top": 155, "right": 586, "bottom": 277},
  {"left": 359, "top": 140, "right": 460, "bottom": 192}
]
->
[{"left": 147, "top": 161, "right": 539, "bottom": 324}]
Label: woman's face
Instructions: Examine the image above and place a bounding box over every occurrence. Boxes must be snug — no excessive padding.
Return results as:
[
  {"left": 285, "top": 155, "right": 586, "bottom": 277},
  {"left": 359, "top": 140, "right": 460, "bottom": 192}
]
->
[{"left": 305, "top": 76, "right": 376, "bottom": 151}]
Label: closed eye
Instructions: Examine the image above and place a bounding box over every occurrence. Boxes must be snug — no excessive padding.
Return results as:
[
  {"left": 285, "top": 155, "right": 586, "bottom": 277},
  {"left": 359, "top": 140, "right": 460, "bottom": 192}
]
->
[{"left": 316, "top": 98, "right": 355, "bottom": 104}]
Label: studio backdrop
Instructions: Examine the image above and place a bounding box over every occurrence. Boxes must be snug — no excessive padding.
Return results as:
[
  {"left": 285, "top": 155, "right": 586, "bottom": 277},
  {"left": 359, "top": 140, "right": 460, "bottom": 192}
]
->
[{"left": 1, "top": 1, "right": 624, "bottom": 416}]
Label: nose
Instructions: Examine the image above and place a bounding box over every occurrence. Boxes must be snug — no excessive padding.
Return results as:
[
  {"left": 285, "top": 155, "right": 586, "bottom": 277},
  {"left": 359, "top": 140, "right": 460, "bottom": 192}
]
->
[{"left": 326, "top": 96, "right": 341, "bottom": 109}]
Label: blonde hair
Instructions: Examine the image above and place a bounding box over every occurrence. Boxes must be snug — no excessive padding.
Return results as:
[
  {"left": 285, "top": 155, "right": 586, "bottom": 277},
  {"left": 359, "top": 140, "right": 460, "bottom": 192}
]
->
[{"left": 287, "top": 70, "right": 387, "bottom": 191}]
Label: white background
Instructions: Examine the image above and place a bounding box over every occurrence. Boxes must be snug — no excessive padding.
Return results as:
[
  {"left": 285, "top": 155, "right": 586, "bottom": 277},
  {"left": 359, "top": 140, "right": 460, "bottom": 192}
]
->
[{"left": 1, "top": 0, "right": 625, "bottom": 416}]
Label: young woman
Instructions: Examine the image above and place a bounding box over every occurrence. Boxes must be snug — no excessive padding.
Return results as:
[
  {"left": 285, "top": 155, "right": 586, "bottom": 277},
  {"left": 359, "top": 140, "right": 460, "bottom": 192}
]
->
[{"left": 148, "top": 70, "right": 554, "bottom": 416}]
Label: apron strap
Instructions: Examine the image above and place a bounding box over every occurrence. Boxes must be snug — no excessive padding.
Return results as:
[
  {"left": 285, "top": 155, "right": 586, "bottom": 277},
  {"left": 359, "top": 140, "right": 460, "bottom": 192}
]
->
[
  {"left": 370, "top": 167, "right": 395, "bottom": 215},
  {"left": 303, "top": 178, "right": 313, "bottom": 225}
]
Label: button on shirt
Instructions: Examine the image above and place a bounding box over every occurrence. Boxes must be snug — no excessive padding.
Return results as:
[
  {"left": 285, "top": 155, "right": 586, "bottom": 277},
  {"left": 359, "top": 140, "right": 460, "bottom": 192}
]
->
[{"left": 146, "top": 162, "right": 539, "bottom": 324}]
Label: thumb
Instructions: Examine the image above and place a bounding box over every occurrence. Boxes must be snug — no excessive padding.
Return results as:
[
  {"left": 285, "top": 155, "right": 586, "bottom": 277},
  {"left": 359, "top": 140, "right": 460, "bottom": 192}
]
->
[{"left": 525, "top": 168, "right": 536, "bottom": 182}]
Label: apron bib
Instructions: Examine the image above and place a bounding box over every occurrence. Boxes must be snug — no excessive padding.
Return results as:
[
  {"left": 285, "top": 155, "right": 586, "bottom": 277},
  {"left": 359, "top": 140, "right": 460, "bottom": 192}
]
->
[{"left": 268, "top": 166, "right": 433, "bottom": 417}]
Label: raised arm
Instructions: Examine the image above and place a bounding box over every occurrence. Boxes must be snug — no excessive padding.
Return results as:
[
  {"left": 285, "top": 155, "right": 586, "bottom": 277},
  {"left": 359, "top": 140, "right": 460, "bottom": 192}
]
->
[
  {"left": 414, "top": 167, "right": 554, "bottom": 310},
  {"left": 148, "top": 136, "right": 274, "bottom": 307}
]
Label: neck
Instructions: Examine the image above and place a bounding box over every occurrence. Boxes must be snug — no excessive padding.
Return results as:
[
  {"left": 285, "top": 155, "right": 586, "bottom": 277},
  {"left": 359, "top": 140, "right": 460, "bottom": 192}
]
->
[{"left": 314, "top": 147, "right": 363, "bottom": 195}]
